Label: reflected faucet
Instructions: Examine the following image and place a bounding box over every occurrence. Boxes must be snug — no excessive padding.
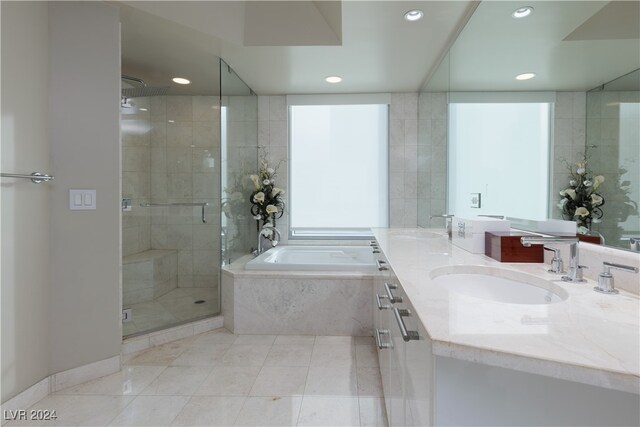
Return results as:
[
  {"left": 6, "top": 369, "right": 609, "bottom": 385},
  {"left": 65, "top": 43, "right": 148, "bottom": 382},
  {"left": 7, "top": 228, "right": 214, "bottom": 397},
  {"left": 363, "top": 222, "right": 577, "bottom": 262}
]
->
[
  {"left": 520, "top": 236, "right": 586, "bottom": 282},
  {"left": 254, "top": 224, "right": 281, "bottom": 256}
]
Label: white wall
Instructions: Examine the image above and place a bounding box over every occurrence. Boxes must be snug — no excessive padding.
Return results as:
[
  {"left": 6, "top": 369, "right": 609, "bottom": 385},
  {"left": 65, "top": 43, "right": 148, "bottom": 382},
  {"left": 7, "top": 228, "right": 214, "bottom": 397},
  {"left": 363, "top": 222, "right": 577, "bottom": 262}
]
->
[
  {"left": 48, "top": 1, "right": 121, "bottom": 374},
  {"left": 1, "top": 1, "right": 51, "bottom": 403}
]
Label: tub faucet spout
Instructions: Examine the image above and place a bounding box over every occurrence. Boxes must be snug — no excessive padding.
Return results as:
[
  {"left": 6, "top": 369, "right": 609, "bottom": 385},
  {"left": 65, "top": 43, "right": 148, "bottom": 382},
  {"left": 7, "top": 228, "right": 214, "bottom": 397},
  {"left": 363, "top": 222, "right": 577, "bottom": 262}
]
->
[{"left": 255, "top": 224, "right": 281, "bottom": 256}]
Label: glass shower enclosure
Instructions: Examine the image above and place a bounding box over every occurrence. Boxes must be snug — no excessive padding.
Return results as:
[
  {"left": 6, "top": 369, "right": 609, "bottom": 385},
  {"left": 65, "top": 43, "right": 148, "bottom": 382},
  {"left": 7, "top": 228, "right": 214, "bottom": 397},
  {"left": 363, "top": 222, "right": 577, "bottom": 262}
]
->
[{"left": 120, "top": 59, "right": 257, "bottom": 337}]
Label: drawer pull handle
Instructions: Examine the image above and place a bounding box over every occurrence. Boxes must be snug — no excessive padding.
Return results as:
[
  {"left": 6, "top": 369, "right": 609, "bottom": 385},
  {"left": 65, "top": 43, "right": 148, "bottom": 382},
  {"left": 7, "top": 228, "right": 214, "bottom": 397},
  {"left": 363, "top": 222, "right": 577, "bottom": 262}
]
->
[
  {"left": 375, "top": 328, "right": 391, "bottom": 349},
  {"left": 384, "top": 282, "right": 402, "bottom": 304},
  {"left": 376, "top": 293, "right": 390, "bottom": 310},
  {"left": 376, "top": 260, "right": 388, "bottom": 271},
  {"left": 393, "top": 307, "right": 420, "bottom": 342}
]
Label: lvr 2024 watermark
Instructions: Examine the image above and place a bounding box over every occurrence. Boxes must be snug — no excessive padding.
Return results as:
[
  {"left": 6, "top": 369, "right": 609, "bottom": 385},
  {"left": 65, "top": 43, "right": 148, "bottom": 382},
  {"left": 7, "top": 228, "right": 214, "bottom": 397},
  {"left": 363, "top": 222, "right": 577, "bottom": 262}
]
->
[{"left": 3, "top": 409, "right": 57, "bottom": 421}]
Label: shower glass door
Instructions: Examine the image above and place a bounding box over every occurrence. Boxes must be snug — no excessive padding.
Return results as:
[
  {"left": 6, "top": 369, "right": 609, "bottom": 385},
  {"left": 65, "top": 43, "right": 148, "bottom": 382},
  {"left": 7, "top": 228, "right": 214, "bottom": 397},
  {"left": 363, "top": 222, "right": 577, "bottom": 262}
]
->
[{"left": 120, "top": 59, "right": 223, "bottom": 337}]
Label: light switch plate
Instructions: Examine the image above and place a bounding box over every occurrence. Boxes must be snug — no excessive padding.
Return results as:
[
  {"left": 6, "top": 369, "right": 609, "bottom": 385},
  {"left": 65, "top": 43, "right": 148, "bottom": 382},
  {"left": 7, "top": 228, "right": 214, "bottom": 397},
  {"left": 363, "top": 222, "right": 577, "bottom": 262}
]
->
[
  {"left": 470, "top": 193, "right": 481, "bottom": 208},
  {"left": 69, "top": 189, "right": 96, "bottom": 210}
]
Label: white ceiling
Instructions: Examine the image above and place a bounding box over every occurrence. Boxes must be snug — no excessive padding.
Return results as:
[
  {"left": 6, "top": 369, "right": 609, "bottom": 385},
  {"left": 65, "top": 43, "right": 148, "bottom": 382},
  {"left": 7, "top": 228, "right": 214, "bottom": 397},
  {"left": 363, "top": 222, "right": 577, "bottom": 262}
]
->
[
  {"left": 117, "top": 1, "right": 477, "bottom": 95},
  {"left": 117, "top": 1, "right": 639, "bottom": 95},
  {"left": 439, "top": 1, "right": 640, "bottom": 92}
]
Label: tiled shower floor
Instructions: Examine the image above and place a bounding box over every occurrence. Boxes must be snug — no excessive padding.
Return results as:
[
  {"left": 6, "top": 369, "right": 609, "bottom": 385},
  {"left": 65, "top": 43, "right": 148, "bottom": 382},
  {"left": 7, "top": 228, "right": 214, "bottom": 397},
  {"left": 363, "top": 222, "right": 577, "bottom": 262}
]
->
[
  {"left": 124, "top": 288, "right": 219, "bottom": 336},
  {"left": 9, "top": 329, "right": 387, "bottom": 426}
]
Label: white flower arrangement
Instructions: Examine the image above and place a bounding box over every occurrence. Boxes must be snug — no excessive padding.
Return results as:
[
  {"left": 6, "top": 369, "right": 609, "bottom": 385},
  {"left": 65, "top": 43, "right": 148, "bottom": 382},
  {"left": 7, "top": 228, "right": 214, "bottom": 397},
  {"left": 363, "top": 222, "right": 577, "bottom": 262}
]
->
[
  {"left": 249, "top": 147, "right": 286, "bottom": 233},
  {"left": 558, "top": 155, "right": 605, "bottom": 234}
]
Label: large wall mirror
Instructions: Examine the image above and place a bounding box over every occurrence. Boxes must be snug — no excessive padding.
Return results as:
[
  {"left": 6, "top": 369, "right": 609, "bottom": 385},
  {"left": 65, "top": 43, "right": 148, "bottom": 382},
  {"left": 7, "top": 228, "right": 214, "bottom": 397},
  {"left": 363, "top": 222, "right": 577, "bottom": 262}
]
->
[{"left": 418, "top": 1, "right": 640, "bottom": 251}]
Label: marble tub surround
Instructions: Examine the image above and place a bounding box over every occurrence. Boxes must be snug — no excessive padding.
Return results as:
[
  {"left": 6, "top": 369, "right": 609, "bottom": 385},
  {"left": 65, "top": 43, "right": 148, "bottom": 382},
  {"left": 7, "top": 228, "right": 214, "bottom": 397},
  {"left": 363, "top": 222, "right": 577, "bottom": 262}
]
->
[
  {"left": 372, "top": 228, "right": 640, "bottom": 394},
  {"left": 222, "top": 256, "right": 375, "bottom": 335},
  {"left": 8, "top": 329, "right": 386, "bottom": 427}
]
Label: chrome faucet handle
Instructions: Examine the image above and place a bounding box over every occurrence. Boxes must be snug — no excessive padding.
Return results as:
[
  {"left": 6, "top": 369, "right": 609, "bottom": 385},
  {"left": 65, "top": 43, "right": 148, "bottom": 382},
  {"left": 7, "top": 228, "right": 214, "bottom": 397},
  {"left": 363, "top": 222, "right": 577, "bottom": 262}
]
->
[
  {"left": 543, "top": 246, "right": 564, "bottom": 273},
  {"left": 594, "top": 262, "right": 639, "bottom": 294}
]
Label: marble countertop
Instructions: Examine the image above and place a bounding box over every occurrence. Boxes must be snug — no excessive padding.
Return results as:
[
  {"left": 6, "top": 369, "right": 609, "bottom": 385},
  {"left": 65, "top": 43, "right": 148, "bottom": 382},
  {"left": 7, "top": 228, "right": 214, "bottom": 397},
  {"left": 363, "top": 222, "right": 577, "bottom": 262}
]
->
[{"left": 372, "top": 228, "right": 640, "bottom": 394}]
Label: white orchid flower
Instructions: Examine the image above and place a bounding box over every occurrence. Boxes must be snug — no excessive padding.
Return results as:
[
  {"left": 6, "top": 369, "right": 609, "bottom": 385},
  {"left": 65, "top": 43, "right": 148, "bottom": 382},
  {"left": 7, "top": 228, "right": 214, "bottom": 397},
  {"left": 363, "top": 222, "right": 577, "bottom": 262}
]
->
[
  {"left": 271, "top": 187, "right": 283, "bottom": 198},
  {"left": 250, "top": 174, "right": 261, "bottom": 189},
  {"left": 565, "top": 189, "right": 576, "bottom": 200},
  {"left": 263, "top": 179, "right": 271, "bottom": 185},
  {"left": 569, "top": 180, "right": 577, "bottom": 187},
  {"left": 253, "top": 215, "right": 262, "bottom": 220},
  {"left": 576, "top": 167, "right": 586, "bottom": 175},
  {"left": 574, "top": 207, "right": 589, "bottom": 217},
  {"left": 583, "top": 180, "right": 592, "bottom": 187},
  {"left": 591, "top": 194, "right": 603, "bottom": 206},
  {"left": 253, "top": 192, "right": 265, "bottom": 203},
  {"left": 266, "top": 205, "right": 278, "bottom": 214},
  {"left": 267, "top": 167, "right": 275, "bottom": 174},
  {"left": 593, "top": 175, "right": 605, "bottom": 189},
  {"left": 261, "top": 228, "right": 273, "bottom": 237}
]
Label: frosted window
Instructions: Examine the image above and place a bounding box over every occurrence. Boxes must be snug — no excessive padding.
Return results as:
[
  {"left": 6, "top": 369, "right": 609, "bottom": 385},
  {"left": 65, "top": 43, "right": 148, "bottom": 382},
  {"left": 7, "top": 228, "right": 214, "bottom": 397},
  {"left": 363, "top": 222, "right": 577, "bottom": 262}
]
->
[
  {"left": 290, "top": 104, "right": 388, "bottom": 236},
  {"left": 448, "top": 103, "right": 551, "bottom": 219}
]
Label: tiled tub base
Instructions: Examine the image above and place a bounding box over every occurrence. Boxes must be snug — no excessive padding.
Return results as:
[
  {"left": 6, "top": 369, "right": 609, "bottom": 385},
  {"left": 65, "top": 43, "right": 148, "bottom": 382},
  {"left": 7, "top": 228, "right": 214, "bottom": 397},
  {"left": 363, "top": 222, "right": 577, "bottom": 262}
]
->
[
  {"left": 222, "top": 263, "right": 374, "bottom": 336},
  {"left": 123, "top": 249, "right": 178, "bottom": 305}
]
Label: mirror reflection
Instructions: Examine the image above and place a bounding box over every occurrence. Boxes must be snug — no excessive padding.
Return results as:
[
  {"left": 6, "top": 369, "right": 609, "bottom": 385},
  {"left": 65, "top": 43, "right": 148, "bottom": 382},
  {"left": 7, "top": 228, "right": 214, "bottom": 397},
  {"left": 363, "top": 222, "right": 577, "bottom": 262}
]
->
[{"left": 418, "top": 1, "right": 640, "bottom": 251}]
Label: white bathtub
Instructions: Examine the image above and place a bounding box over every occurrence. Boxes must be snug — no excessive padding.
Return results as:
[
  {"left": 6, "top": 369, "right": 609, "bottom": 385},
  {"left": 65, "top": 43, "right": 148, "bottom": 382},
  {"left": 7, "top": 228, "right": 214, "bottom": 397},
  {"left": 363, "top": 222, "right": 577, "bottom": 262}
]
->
[{"left": 245, "top": 245, "right": 377, "bottom": 271}]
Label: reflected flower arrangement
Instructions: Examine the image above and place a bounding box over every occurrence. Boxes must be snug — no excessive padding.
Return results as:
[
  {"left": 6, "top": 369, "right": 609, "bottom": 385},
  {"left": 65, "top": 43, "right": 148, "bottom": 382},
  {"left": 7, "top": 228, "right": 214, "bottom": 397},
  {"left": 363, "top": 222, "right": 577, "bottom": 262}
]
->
[{"left": 558, "top": 154, "right": 605, "bottom": 234}]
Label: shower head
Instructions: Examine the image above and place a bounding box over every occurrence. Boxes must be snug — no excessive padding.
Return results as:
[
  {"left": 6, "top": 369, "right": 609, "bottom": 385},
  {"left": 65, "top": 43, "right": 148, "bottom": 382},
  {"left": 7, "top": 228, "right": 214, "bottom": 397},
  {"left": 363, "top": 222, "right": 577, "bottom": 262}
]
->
[
  {"left": 121, "top": 74, "right": 169, "bottom": 98},
  {"left": 122, "top": 86, "right": 170, "bottom": 98}
]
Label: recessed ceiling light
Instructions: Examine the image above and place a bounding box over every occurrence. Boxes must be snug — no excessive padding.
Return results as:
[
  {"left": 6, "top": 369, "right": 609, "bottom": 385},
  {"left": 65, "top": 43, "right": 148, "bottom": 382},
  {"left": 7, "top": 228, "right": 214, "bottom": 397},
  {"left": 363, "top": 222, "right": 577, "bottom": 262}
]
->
[
  {"left": 172, "top": 77, "right": 190, "bottom": 85},
  {"left": 139, "top": 107, "right": 148, "bottom": 112},
  {"left": 168, "top": 120, "right": 175, "bottom": 123},
  {"left": 404, "top": 10, "right": 424, "bottom": 21},
  {"left": 325, "top": 76, "right": 342, "bottom": 83},
  {"left": 512, "top": 6, "right": 533, "bottom": 19},
  {"left": 515, "top": 72, "right": 536, "bottom": 80}
]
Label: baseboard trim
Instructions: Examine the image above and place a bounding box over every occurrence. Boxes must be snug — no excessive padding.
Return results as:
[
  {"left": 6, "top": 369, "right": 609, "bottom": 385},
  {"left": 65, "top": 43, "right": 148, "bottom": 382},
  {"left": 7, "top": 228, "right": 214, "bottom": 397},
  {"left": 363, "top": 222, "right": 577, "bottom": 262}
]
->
[
  {"left": 1, "top": 355, "right": 121, "bottom": 426},
  {"left": 121, "top": 315, "right": 224, "bottom": 355}
]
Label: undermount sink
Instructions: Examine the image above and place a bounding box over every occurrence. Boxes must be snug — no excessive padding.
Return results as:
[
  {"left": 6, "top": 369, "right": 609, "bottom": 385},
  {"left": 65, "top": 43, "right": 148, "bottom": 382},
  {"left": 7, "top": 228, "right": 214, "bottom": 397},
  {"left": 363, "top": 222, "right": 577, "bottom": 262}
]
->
[{"left": 430, "top": 266, "right": 568, "bottom": 305}]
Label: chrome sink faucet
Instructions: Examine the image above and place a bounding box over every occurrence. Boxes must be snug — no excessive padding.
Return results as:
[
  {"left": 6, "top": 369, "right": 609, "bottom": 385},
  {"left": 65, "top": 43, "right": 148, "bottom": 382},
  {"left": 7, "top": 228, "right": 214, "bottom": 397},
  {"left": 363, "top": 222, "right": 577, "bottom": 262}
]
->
[
  {"left": 520, "top": 236, "right": 585, "bottom": 282},
  {"left": 543, "top": 246, "right": 564, "bottom": 274},
  {"left": 254, "top": 224, "right": 281, "bottom": 256},
  {"left": 594, "top": 262, "right": 639, "bottom": 294}
]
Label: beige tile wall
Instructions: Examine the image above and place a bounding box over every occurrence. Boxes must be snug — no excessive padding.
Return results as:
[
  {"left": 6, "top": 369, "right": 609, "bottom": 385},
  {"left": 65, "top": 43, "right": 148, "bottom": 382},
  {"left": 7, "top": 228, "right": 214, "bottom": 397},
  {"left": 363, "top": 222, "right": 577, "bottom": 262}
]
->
[
  {"left": 417, "top": 92, "right": 447, "bottom": 228},
  {"left": 586, "top": 90, "right": 639, "bottom": 248},
  {"left": 257, "top": 96, "right": 290, "bottom": 242},
  {"left": 122, "top": 97, "right": 152, "bottom": 257},
  {"left": 389, "top": 93, "right": 419, "bottom": 227},
  {"left": 550, "top": 92, "right": 587, "bottom": 219},
  {"left": 221, "top": 95, "right": 258, "bottom": 260},
  {"left": 122, "top": 95, "right": 221, "bottom": 290}
]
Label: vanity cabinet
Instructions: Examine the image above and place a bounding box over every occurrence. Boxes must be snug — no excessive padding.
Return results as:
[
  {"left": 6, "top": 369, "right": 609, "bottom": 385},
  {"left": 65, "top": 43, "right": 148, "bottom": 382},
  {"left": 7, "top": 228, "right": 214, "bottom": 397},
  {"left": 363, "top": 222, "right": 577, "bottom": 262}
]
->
[
  {"left": 373, "top": 256, "right": 434, "bottom": 427},
  {"left": 373, "top": 255, "right": 404, "bottom": 426},
  {"left": 373, "top": 238, "right": 639, "bottom": 427},
  {"left": 402, "top": 298, "right": 434, "bottom": 427}
]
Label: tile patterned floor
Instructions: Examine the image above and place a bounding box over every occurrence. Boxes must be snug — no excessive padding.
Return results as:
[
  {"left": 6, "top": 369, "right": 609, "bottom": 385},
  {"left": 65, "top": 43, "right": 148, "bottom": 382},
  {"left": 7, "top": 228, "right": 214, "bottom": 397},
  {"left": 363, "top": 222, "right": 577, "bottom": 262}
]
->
[{"left": 8, "top": 329, "right": 388, "bottom": 427}]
